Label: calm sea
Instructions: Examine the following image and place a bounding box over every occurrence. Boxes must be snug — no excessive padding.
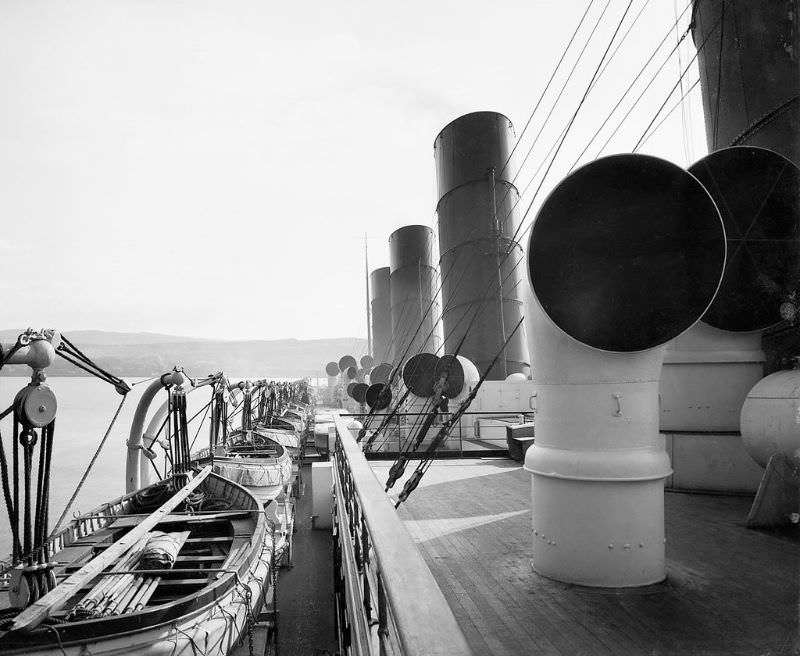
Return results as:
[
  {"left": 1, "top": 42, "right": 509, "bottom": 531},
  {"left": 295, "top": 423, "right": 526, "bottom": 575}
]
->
[{"left": 0, "top": 376, "right": 236, "bottom": 559}]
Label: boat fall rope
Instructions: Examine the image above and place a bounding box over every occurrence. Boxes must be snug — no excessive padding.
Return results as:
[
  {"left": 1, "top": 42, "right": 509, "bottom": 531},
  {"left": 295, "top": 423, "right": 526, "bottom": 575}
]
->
[{"left": 393, "top": 318, "right": 525, "bottom": 508}]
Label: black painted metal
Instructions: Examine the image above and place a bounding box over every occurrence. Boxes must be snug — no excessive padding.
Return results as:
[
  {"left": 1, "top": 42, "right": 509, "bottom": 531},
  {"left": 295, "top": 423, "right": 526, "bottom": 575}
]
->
[
  {"left": 389, "top": 226, "right": 440, "bottom": 361},
  {"left": 338, "top": 355, "right": 357, "bottom": 373},
  {"left": 365, "top": 383, "right": 392, "bottom": 410},
  {"left": 352, "top": 383, "right": 369, "bottom": 404},
  {"left": 369, "top": 267, "right": 392, "bottom": 363},
  {"left": 434, "top": 111, "right": 516, "bottom": 199},
  {"left": 692, "top": 0, "right": 799, "bottom": 166},
  {"left": 401, "top": 353, "right": 440, "bottom": 397},
  {"left": 434, "top": 355, "right": 466, "bottom": 398},
  {"left": 434, "top": 112, "right": 530, "bottom": 378},
  {"left": 528, "top": 154, "right": 726, "bottom": 352},
  {"left": 369, "top": 363, "right": 392, "bottom": 385},
  {"left": 690, "top": 146, "right": 800, "bottom": 331}
]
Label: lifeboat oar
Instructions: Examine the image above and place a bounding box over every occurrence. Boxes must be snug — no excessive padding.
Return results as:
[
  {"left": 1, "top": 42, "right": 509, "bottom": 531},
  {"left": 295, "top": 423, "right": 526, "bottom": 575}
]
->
[{"left": 8, "top": 465, "right": 213, "bottom": 634}]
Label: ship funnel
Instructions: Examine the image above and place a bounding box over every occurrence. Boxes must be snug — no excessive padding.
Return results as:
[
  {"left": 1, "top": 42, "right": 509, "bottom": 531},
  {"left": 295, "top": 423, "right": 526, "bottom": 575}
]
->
[
  {"left": 369, "top": 267, "right": 392, "bottom": 363},
  {"left": 389, "top": 225, "right": 442, "bottom": 361},
  {"left": 692, "top": 0, "right": 799, "bottom": 166},
  {"left": 524, "top": 154, "right": 725, "bottom": 587},
  {"left": 434, "top": 112, "right": 530, "bottom": 379}
]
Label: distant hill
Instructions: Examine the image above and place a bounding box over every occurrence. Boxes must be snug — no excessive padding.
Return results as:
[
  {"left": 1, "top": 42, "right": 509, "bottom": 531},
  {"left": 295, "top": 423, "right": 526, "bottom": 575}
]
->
[
  {"left": 0, "top": 330, "right": 368, "bottom": 379},
  {"left": 0, "top": 329, "right": 211, "bottom": 346}
]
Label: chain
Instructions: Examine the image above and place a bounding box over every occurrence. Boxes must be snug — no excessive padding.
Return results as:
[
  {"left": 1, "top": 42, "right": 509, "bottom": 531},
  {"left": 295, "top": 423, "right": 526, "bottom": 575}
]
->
[
  {"left": 270, "top": 521, "right": 279, "bottom": 656},
  {"left": 245, "top": 586, "right": 255, "bottom": 656}
]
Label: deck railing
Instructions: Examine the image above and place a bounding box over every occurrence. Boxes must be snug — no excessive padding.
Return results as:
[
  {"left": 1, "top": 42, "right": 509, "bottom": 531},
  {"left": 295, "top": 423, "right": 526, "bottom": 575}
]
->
[
  {"left": 340, "top": 410, "right": 530, "bottom": 456},
  {"left": 331, "top": 413, "right": 474, "bottom": 656}
]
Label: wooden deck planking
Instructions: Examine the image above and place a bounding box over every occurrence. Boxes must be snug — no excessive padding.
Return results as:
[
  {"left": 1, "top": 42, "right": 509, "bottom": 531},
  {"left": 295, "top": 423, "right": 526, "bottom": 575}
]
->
[
  {"left": 433, "top": 526, "right": 567, "bottom": 655},
  {"left": 372, "top": 459, "right": 799, "bottom": 655}
]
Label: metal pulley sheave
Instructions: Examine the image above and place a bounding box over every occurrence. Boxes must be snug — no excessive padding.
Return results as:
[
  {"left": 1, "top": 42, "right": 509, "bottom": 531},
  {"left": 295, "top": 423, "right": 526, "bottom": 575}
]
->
[{"left": 14, "top": 383, "right": 58, "bottom": 429}]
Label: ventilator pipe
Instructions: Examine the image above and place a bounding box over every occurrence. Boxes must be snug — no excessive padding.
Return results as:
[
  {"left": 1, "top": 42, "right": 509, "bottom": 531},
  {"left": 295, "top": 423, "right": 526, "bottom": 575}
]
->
[
  {"left": 137, "top": 375, "right": 219, "bottom": 488},
  {"left": 522, "top": 153, "right": 725, "bottom": 588},
  {"left": 436, "top": 354, "right": 479, "bottom": 404},
  {"left": 126, "top": 370, "right": 186, "bottom": 493},
  {"left": 325, "top": 376, "right": 337, "bottom": 405},
  {"left": 524, "top": 298, "right": 672, "bottom": 586}
]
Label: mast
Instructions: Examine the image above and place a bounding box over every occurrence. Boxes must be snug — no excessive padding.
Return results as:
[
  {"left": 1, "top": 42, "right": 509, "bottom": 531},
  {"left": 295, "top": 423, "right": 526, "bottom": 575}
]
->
[{"left": 364, "top": 233, "right": 372, "bottom": 358}]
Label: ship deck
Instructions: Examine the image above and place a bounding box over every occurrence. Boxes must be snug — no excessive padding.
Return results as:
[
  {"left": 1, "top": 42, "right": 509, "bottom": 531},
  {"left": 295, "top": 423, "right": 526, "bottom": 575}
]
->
[{"left": 371, "top": 458, "right": 799, "bottom": 656}]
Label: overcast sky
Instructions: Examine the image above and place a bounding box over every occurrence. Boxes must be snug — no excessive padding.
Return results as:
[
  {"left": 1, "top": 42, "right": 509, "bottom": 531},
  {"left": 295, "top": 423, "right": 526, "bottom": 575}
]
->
[{"left": 0, "top": 0, "right": 706, "bottom": 341}]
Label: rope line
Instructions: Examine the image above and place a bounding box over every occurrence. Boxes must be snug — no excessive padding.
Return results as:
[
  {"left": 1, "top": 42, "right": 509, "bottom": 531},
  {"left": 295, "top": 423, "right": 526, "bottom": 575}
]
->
[{"left": 49, "top": 394, "right": 128, "bottom": 538}]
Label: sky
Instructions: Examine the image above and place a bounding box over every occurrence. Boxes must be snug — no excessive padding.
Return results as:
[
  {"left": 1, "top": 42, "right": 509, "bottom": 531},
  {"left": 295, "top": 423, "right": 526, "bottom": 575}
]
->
[{"left": 0, "top": 0, "right": 708, "bottom": 341}]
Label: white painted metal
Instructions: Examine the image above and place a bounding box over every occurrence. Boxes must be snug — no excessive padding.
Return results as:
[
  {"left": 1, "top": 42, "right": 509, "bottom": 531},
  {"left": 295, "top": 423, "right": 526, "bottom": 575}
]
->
[
  {"left": 660, "top": 322, "right": 764, "bottom": 431},
  {"left": 331, "top": 413, "right": 474, "bottom": 655},
  {"left": 523, "top": 297, "right": 672, "bottom": 587},
  {"left": 126, "top": 371, "right": 186, "bottom": 493},
  {"left": 446, "top": 355, "right": 480, "bottom": 404},
  {"left": 327, "top": 425, "right": 337, "bottom": 453},
  {"left": 311, "top": 462, "right": 333, "bottom": 530},
  {"left": 325, "top": 375, "right": 337, "bottom": 405},
  {"left": 740, "top": 369, "right": 800, "bottom": 468},
  {"left": 137, "top": 377, "right": 215, "bottom": 488},
  {"left": 1, "top": 331, "right": 58, "bottom": 370}
]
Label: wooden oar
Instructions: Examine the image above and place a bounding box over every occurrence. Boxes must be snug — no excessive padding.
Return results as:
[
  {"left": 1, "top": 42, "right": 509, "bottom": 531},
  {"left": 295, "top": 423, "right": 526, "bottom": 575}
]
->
[{"left": 8, "top": 466, "right": 213, "bottom": 634}]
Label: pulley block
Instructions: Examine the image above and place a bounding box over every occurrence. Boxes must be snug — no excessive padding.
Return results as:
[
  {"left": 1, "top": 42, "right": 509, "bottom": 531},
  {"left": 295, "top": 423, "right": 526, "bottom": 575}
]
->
[{"left": 13, "top": 384, "right": 57, "bottom": 428}]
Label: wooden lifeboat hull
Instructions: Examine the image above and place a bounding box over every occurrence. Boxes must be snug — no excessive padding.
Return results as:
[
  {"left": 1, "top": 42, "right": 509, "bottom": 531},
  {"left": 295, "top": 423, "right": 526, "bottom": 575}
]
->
[
  {"left": 204, "top": 429, "right": 293, "bottom": 504},
  {"left": 0, "top": 471, "right": 282, "bottom": 655}
]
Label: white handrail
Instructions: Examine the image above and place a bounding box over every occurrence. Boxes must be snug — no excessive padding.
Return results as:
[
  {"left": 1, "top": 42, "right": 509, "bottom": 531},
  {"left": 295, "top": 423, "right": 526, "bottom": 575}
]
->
[{"left": 333, "top": 413, "right": 473, "bottom": 656}]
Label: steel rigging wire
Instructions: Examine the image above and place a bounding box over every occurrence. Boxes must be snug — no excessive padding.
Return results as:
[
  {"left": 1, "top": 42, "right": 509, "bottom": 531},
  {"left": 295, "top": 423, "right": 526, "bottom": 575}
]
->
[
  {"left": 496, "top": 0, "right": 599, "bottom": 179},
  {"left": 379, "top": 18, "right": 654, "bottom": 458},
  {"left": 494, "top": 0, "right": 695, "bottom": 233},
  {"left": 364, "top": 0, "right": 612, "bottom": 373},
  {"left": 567, "top": 3, "right": 695, "bottom": 170},
  {"left": 637, "top": 78, "right": 702, "bottom": 149},
  {"left": 386, "top": 11, "right": 699, "bottom": 459},
  {"left": 595, "top": 17, "right": 716, "bottom": 157},
  {"left": 346, "top": 0, "right": 701, "bottom": 395},
  {"left": 370, "top": 0, "right": 620, "bottom": 442},
  {"left": 493, "top": 0, "right": 670, "bottom": 222},
  {"left": 364, "top": 1, "right": 697, "bottom": 451},
  {"left": 367, "top": 0, "right": 611, "bottom": 371}
]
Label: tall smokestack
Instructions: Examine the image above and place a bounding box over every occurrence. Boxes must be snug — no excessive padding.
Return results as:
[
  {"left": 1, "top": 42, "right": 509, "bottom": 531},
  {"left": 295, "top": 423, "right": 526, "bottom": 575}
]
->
[
  {"left": 388, "top": 225, "right": 441, "bottom": 362},
  {"left": 692, "top": 0, "right": 799, "bottom": 166},
  {"left": 370, "top": 267, "right": 392, "bottom": 363},
  {"left": 434, "top": 111, "right": 529, "bottom": 380}
]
